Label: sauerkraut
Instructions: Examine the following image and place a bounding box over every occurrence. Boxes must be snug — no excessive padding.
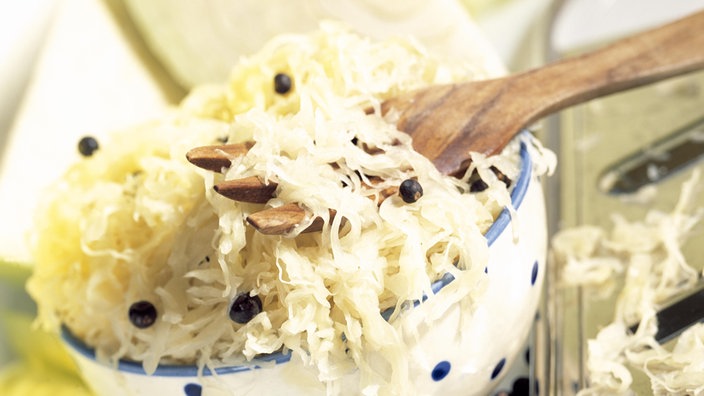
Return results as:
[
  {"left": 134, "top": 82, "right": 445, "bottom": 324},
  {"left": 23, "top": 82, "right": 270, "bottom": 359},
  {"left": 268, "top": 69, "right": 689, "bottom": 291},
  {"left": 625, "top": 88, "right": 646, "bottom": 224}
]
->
[
  {"left": 27, "top": 23, "right": 548, "bottom": 394},
  {"left": 552, "top": 168, "right": 704, "bottom": 395}
]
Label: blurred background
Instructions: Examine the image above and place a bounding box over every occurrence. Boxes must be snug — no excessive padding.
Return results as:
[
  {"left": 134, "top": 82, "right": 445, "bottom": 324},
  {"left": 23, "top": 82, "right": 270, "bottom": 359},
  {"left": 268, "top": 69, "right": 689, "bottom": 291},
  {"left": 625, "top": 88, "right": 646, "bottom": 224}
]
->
[{"left": 1, "top": 0, "right": 703, "bottom": 394}]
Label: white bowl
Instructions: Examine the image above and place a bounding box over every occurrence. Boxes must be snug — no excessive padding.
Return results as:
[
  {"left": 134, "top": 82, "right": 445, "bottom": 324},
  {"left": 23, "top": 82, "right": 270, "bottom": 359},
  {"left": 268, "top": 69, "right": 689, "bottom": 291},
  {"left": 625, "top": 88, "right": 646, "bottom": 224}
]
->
[{"left": 61, "top": 137, "right": 547, "bottom": 396}]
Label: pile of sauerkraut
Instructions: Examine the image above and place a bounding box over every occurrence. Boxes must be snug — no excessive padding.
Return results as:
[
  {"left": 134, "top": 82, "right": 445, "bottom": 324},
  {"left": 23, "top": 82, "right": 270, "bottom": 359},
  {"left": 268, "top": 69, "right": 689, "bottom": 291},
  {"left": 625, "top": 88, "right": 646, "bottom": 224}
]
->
[
  {"left": 552, "top": 169, "right": 704, "bottom": 395},
  {"left": 27, "top": 23, "right": 549, "bottom": 394}
]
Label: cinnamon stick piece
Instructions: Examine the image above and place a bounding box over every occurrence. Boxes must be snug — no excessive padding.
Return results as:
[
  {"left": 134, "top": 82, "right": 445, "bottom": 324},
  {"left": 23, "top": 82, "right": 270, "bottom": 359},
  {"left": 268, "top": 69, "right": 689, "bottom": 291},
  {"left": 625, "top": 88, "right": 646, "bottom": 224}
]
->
[
  {"left": 214, "top": 176, "right": 278, "bottom": 203},
  {"left": 186, "top": 142, "right": 253, "bottom": 172},
  {"left": 246, "top": 203, "right": 337, "bottom": 235}
]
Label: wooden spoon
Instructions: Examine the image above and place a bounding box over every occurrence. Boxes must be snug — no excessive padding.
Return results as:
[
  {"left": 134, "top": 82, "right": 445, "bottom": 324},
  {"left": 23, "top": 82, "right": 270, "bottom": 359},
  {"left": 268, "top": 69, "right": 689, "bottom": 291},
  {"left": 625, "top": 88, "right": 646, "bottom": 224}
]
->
[
  {"left": 383, "top": 9, "right": 704, "bottom": 176},
  {"left": 188, "top": 10, "right": 704, "bottom": 234}
]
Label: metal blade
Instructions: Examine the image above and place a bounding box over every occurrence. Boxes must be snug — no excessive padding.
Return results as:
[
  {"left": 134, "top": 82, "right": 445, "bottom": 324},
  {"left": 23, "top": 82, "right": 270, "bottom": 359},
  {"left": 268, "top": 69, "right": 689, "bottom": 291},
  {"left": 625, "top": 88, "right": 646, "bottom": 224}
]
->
[
  {"left": 629, "top": 284, "right": 704, "bottom": 344},
  {"left": 599, "top": 115, "right": 704, "bottom": 194}
]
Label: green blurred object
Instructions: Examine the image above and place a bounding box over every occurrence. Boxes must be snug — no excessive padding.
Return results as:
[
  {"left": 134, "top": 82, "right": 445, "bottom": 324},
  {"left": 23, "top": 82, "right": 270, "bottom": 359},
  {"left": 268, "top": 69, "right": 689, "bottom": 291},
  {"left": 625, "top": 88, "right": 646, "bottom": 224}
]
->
[
  {"left": 0, "top": 261, "right": 32, "bottom": 287},
  {"left": 0, "top": 261, "right": 92, "bottom": 395},
  {"left": 0, "top": 312, "right": 92, "bottom": 396},
  {"left": 0, "top": 259, "right": 34, "bottom": 366}
]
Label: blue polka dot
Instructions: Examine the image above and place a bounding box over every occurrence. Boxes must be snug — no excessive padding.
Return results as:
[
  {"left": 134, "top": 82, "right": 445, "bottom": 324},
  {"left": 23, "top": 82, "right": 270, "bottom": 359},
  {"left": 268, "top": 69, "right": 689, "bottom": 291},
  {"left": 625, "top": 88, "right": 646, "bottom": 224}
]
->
[
  {"left": 491, "top": 358, "right": 506, "bottom": 380},
  {"left": 184, "top": 383, "right": 202, "bottom": 396},
  {"left": 484, "top": 266, "right": 488, "bottom": 274},
  {"left": 530, "top": 260, "right": 539, "bottom": 285},
  {"left": 431, "top": 361, "right": 451, "bottom": 381}
]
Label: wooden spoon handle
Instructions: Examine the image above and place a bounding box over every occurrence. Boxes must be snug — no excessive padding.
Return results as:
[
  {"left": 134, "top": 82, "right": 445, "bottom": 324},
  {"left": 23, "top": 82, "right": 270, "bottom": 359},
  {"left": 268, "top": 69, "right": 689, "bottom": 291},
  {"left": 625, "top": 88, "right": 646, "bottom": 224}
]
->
[{"left": 515, "top": 9, "right": 704, "bottom": 122}]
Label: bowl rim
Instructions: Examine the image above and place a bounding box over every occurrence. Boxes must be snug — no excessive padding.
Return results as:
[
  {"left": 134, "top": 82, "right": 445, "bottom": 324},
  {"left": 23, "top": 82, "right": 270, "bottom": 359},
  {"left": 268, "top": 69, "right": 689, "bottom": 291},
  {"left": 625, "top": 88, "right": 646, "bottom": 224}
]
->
[{"left": 61, "top": 133, "right": 534, "bottom": 377}]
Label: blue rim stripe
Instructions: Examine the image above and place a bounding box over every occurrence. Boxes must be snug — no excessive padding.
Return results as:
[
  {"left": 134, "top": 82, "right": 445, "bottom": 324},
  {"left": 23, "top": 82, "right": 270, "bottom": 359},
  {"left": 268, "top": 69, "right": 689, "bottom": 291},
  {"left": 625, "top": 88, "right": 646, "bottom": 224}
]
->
[
  {"left": 484, "top": 139, "right": 532, "bottom": 245},
  {"left": 61, "top": 326, "right": 292, "bottom": 376},
  {"left": 61, "top": 133, "right": 533, "bottom": 377}
]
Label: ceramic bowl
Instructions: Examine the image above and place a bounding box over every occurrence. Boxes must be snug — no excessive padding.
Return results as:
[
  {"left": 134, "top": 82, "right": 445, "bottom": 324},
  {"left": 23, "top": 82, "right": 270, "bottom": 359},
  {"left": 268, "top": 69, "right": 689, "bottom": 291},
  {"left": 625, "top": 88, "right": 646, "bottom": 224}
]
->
[{"left": 61, "top": 137, "right": 547, "bottom": 396}]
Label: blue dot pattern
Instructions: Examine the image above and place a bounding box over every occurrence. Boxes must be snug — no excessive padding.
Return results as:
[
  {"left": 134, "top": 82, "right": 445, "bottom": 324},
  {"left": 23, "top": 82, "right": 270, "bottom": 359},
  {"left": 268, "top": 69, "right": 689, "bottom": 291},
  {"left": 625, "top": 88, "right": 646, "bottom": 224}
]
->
[
  {"left": 531, "top": 260, "right": 539, "bottom": 285},
  {"left": 491, "top": 358, "right": 506, "bottom": 380},
  {"left": 184, "top": 383, "right": 202, "bottom": 396},
  {"left": 431, "top": 361, "right": 451, "bottom": 381}
]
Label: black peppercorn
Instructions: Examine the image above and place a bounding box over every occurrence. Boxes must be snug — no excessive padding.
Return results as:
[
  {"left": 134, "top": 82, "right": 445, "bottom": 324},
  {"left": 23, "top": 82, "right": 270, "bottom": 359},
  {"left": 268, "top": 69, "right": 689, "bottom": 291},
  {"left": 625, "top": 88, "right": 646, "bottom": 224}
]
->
[
  {"left": 490, "top": 166, "right": 512, "bottom": 188},
  {"left": 273, "top": 73, "right": 292, "bottom": 94},
  {"left": 469, "top": 167, "right": 512, "bottom": 193},
  {"left": 129, "top": 301, "right": 157, "bottom": 329},
  {"left": 469, "top": 179, "right": 488, "bottom": 192},
  {"left": 399, "top": 178, "right": 423, "bottom": 203},
  {"left": 229, "top": 293, "right": 263, "bottom": 324},
  {"left": 77, "top": 136, "right": 99, "bottom": 157}
]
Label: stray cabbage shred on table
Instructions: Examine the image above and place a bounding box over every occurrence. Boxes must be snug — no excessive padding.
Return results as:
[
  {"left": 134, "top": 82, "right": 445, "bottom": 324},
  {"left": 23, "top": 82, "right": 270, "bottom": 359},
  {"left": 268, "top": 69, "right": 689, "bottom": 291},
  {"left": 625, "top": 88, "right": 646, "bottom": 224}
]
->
[
  {"left": 551, "top": 168, "right": 704, "bottom": 396},
  {"left": 26, "top": 22, "right": 543, "bottom": 393}
]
